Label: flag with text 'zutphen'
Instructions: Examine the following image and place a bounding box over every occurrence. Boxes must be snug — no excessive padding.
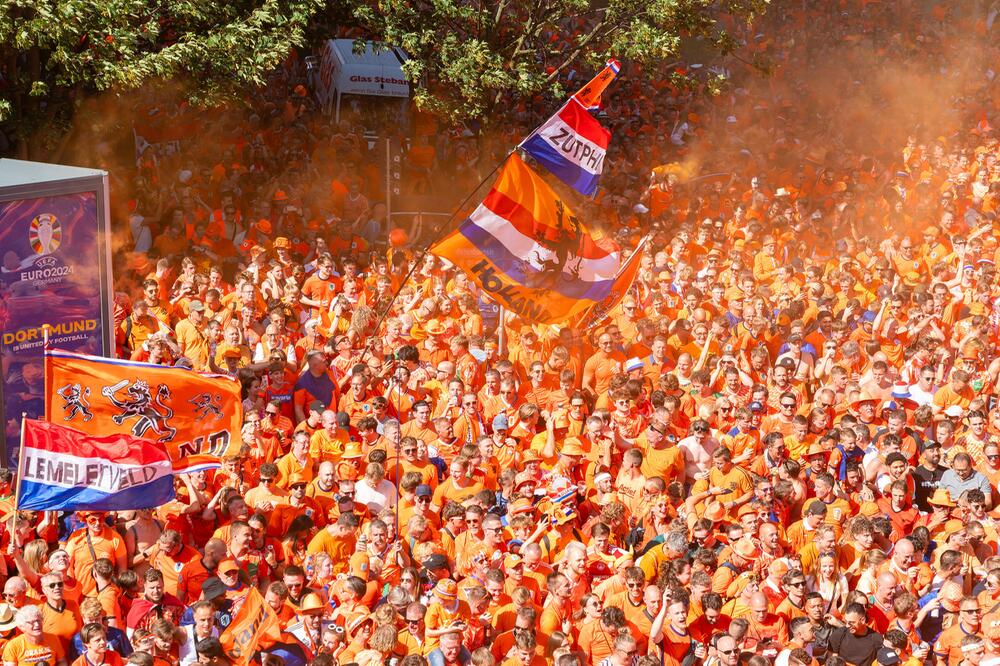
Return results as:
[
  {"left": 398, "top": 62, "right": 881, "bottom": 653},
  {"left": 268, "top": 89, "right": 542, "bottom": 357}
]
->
[
  {"left": 16, "top": 419, "right": 175, "bottom": 511},
  {"left": 430, "top": 153, "right": 628, "bottom": 324},
  {"left": 521, "top": 97, "right": 610, "bottom": 196}
]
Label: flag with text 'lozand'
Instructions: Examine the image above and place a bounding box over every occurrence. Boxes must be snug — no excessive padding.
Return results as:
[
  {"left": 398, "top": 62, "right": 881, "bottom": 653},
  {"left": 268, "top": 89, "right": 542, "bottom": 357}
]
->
[
  {"left": 44, "top": 348, "right": 242, "bottom": 472},
  {"left": 574, "top": 235, "right": 649, "bottom": 329},
  {"left": 430, "top": 153, "right": 629, "bottom": 324},
  {"left": 16, "top": 419, "right": 175, "bottom": 511},
  {"left": 521, "top": 97, "right": 611, "bottom": 196},
  {"left": 219, "top": 588, "right": 281, "bottom": 665}
]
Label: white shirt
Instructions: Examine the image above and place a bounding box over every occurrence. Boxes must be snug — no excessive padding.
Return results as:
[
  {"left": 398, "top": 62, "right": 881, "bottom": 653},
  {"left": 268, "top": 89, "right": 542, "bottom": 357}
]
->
[
  {"left": 179, "top": 625, "right": 220, "bottom": 665},
  {"left": 908, "top": 382, "right": 936, "bottom": 406},
  {"left": 356, "top": 478, "right": 397, "bottom": 513}
]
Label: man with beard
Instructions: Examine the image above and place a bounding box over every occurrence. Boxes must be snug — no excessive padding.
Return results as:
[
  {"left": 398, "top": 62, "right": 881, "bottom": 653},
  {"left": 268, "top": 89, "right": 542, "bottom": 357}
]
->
[{"left": 126, "top": 569, "right": 184, "bottom": 634}]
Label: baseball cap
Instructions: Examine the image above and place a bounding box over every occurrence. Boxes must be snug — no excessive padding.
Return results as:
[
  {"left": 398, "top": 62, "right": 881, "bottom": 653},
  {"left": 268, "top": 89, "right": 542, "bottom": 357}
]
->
[
  {"left": 308, "top": 400, "right": 326, "bottom": 413},
  {"left": 877, "top": 648, "right": 900, "bottom": 666},
  {"left": 503, "top": 554, "right": 523, "bottom": 570},
  {"left": 218, "top": 559, "right": 239, "bottom": 574},
  {"left": 624, "top": 358, "right": 644, "bottom": 373},
  {"left": 492, "top": 414, "right": 509, "bottom": 431},
  {"left": 415, "top": 484, "right": 433, "bottom": 497},
  {"left": 202, "top": 577, "right": 228, "bottom": 600},
  {"left": 421, "top": 553, "right": 449, "bottom": 571},
  {"left": 804, "top": 500, "right": 828, "bottom": 516},
  {"left": 920, "top": 439, "right": 941, "bottom": 453},
  {"left": 188, "top": 300, "right": 205, "bottom": 312},
  {"left": 748, "top": 401, "right": 765, "bottom": 413}
]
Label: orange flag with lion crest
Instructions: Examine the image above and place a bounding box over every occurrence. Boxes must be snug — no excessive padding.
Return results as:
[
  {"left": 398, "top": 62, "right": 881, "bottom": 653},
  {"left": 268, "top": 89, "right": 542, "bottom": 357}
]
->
[{"left": 44, "top": 348, "right": 242, "bottom": 472}]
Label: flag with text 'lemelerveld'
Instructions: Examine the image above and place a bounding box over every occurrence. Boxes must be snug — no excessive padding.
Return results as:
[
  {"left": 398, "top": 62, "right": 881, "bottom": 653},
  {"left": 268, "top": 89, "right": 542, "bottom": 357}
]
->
[
  {"left": 430, "top": 153, "right": 628, "bottom": 324},
  {"left": 16, "top": 419, "right": 175, "bottom": 511},
  {"left": 521, "top": 97, "right": 611, "bottom": 196},
  {"left": 44, "top": 348, "right": 241, "bottom": 473}
]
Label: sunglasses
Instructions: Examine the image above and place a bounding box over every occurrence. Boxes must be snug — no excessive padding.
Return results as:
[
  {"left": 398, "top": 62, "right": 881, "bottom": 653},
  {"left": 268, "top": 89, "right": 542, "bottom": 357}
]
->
[{"left": 47, "top": 582, "right": 64, "bottom": 589}]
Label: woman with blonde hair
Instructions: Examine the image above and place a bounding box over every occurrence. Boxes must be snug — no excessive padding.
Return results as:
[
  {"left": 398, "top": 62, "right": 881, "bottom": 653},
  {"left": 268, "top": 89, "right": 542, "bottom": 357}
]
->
[
  {"left": 11, "top": 539, "right": 49, "bottom": 585},
  {"left": 855, "top": 549, "right": 889, "bottom": 597},
  {"left": 354, "top": 623, "right": 399, "bottom": 666},
  {"left": 306, "top": 552, "right": 336, "bottom": 601},
  {"left": 807, "top": 551, "right": 848, "bottom": 615}
]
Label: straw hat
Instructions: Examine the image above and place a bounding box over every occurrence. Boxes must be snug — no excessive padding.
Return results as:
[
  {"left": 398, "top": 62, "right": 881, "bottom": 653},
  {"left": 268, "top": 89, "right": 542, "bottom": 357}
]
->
[
  {"left": 704, "top": 501, "right": 726, "bottom": 522},
  {"left": 341, "top": 441, "right": 364, "bottom": 459},
  {"left": 560, "top": 438, "right": 585, "bottom": 457},
  {"left": 299, "top": 593, "right": 325, "bottom": 614},
  {"left": 850, "top": 391, "right": 879, "bottom": 411},
  {"left": 732, "top": 539, "right": 760, "bottom": 560},
  {"left": 433, "top": 579, "right": 457, "bottom": 602},
  {"left": 424, "top": 319, "right": 446, "bottom": 336},
  {"left": 805, "top": 443, "right": 829, "bottom": 458},
  {"left": 928, "top": 488, "right": 956, "bottom": 508},
  {"left": 0, "top": 604, "right": 16, "bottom": 633}
]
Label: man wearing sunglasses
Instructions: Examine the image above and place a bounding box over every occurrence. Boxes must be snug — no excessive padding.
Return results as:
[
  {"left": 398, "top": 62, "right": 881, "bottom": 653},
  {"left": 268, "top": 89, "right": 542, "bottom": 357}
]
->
[
  {"left": 38, "top": 572, "right": 78, "bottom": 650},
  {"left": 65, "top": 512, "right": 127, "bottom": 598}
]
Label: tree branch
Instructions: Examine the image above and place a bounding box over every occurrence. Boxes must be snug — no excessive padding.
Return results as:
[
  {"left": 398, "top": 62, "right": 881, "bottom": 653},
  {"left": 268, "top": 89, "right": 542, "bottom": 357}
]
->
[{"left": 546, "top": 17, "right": 606, "bottom": 82}]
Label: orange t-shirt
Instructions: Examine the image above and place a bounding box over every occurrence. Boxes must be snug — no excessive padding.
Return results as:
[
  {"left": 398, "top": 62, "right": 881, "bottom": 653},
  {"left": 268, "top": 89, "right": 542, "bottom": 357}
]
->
[{"left": 2, "top": 633, "right": 66, "bottom": 666}]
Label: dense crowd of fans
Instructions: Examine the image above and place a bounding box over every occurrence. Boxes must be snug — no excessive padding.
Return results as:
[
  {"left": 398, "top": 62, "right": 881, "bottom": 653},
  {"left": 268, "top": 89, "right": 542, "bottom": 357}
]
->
[{"left": 1, "top": 2, "right": 999, "bottom": 666}]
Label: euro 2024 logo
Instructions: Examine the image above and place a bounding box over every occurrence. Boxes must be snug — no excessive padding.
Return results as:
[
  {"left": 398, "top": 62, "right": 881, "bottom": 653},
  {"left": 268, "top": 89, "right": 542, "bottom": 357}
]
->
[{"left": 29, "top": 214, "right": 62, "bottom": 256}]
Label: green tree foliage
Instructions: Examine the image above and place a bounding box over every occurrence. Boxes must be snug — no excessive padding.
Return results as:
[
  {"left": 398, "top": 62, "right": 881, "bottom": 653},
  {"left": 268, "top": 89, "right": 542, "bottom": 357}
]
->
[
  {"left": 0, "top": 0, "right": 322, "bottom": 155},
  {"left": 353, "top": 0, "right": 770, "bottom": 122}
]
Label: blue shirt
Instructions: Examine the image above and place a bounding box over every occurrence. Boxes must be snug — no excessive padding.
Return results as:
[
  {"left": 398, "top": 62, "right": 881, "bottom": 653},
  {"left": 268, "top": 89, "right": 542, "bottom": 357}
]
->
[{"left": 71, "top": 627, "right": 132, "bottom": 661}]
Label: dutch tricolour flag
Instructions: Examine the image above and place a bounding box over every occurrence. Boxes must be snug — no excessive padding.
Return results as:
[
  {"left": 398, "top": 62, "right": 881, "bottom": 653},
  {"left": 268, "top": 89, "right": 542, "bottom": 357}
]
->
[
  {"left": 17, "top": 419, "right": 175, "bottom": 512},
  {"left": 521, "top": 97, "right": 611, "bottom": 197}
]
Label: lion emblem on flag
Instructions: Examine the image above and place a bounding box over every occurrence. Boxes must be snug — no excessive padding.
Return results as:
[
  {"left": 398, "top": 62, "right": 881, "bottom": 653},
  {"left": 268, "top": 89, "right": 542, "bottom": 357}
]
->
[
  {"left": 57, "top": 383, "right": 94, "bottom": 422},
  {"left": 525, "top": 199, "right": 585, "bottom": 292},
  {"left": 189, "top": 392, "right": 224, "bottom": 421},
  {"left": 102, "top": 379, "right": 177, "bottom": 442}
]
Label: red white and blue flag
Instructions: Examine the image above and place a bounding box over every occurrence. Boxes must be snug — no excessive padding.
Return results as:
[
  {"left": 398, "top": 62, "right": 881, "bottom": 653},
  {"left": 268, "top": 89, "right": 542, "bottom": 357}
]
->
[
  {"left": 521, "top": 98, "right": 611, "bottom": 196},
  {"left": 16, "top": 419, "right": 176, "bottom": 511},
  {"left": 521, "top": 59, "right": 619, "bottom": 196}
]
